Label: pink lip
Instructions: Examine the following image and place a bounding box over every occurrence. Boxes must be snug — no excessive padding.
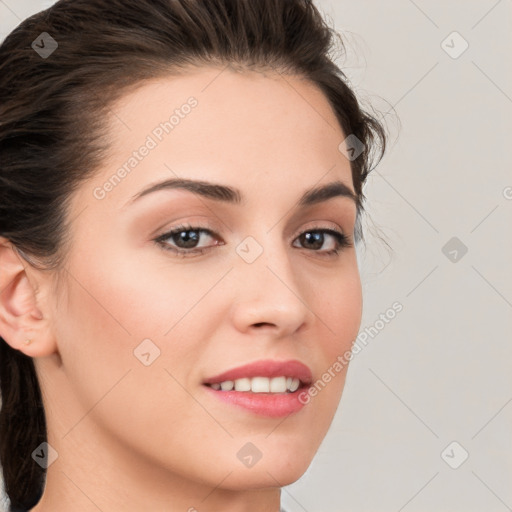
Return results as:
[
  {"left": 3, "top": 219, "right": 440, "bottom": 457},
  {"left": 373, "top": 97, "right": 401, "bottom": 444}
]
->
[
  {"left": 202, "top": 359, "right": 313, "bottom": 418},
  {"left": 203, "top": 386, "right": 309, "bottom": 417},
  {"left": 202, "top": 359, "right": 313, "bottom": 385}
]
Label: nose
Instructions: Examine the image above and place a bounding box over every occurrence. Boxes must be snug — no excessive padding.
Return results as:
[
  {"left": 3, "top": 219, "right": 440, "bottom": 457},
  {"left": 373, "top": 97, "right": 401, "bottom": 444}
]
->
[{"left": 229, "top": 239, "right": 315, "bottom": 337}]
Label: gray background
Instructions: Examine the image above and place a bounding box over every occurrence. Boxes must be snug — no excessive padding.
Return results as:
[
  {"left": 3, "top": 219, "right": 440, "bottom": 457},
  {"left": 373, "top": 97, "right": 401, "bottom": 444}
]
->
[{"left": 1, "top": 1, "right": 511, "bottom": 511}]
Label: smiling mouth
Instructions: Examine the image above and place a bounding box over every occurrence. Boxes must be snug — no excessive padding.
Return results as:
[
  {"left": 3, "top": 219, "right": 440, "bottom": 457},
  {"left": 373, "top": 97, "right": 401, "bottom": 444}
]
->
[
  {"left": 202, "top": 360, "right": 313, "bottom": 417},
  {"left": 204, "top": 376, "right": 307, "bottom": 394}
]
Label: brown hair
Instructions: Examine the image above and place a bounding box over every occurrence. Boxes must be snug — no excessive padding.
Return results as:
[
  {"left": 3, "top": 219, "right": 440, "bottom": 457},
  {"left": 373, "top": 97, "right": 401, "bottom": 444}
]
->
[{"left": 0, "top": 0, "right": 387, "bottom": 509}]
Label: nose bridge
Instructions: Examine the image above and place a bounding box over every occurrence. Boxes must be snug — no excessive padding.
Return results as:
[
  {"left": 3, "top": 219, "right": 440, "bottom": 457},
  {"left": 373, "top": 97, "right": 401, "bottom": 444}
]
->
[
  {"left": 237, "top": 228, "right": 296, "bottom": 291},
  {"left": 229, "top": 229, "right": 313, "bottom": 333}
]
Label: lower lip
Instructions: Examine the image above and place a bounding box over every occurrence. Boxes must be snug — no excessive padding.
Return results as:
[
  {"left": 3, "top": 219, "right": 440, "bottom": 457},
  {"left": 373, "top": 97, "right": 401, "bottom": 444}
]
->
[{"left": 202, "top": 385, "right": 308, "bottom": 417}]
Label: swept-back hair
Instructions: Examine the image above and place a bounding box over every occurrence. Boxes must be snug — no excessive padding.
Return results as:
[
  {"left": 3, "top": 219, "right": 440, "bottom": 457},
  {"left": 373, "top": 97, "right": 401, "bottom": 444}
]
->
[{"left": 0, "top": 0, "right": 387, "bottom": 509}]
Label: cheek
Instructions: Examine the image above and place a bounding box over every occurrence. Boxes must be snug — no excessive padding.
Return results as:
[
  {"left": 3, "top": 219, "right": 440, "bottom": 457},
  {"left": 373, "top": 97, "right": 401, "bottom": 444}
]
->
[
  {"left": 54, "top": 252, "right": 222, "bottom": 465},
  {"left": 303, "top": 263, "right": 362, "bottom": 415},
  {"left": 312, "top": 261, "right": 363, "bottom": 355},
  {"left": 55, "top": 243, "right": 221, "bottom": 407}
]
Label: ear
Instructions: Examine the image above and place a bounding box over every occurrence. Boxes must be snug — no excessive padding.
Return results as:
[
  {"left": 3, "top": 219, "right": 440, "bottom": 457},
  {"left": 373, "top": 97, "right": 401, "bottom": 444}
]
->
[{"left": 0, "top": 237, "right": 57, "bottom": 357}]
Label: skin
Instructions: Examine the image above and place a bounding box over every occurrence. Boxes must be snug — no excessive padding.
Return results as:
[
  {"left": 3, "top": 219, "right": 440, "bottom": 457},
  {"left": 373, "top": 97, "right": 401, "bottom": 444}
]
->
[{"left": 0, "top": 66, "right": 362, "bottom": 512}]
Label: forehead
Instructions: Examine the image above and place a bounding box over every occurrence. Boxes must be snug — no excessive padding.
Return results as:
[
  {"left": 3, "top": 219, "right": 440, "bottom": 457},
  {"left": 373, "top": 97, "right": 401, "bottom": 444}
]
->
[{"left": 77, "top": 66, "right": 355, "bottom": 213}]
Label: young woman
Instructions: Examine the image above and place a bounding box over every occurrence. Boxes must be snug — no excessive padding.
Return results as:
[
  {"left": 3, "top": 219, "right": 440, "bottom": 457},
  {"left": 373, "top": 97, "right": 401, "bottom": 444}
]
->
[{"left": 0, "top": 0, "right": 387, "bottom": 510}]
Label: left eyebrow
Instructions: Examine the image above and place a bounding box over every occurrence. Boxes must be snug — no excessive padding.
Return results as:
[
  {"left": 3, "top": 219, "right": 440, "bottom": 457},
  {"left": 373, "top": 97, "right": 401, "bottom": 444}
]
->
[
  {"left": 124, "top": 177, "right": 357, "bottom": 208},
  {"left": 298, "top": 180, "right": 357, "bottom": 207}
]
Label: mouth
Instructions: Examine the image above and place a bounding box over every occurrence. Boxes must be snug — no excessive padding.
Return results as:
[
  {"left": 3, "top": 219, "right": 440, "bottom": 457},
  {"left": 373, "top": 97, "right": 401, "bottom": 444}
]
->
[
  {"left": 202, "top": 359, "right": 313, "bottom": 417},
  {"left": 203, "top": 376, "right": 307, "bottom": 393}
]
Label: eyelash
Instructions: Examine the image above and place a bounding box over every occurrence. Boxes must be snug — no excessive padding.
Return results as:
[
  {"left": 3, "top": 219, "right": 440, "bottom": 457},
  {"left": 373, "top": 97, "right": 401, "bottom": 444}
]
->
[{"left": 154, "top": 223, "right": 353, "bottom": 259}]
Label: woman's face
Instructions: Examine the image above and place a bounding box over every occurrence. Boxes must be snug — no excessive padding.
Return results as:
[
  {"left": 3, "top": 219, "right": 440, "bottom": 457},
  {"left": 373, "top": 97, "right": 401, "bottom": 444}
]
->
[{"left": 39, "top": 67, "right": 362, "bottom": 493}]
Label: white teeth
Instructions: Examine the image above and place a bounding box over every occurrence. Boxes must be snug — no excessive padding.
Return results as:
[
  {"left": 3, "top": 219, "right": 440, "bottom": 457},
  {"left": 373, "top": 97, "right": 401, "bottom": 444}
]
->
[
  {"left": 234, "top": 378, "right": 251, "bottom": 391},
  {"left": 220, "top": 380, "right": 234, "bottom": 391},
  {"left": 269, "top": 376, "right": 287, "bottom": 393},
  {"left": 251, "top": 376, "right": 270, "bottom": 393},
  {"left": 289, "top": 378, "right": 300, "bottom": 392},
  {"left": 209, "top": 376, "right": 302, "bottom": 393}
]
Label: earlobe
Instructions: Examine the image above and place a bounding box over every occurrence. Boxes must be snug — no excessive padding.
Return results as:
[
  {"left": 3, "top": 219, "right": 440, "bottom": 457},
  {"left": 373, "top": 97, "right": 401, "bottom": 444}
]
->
[{"left": 0, "top": 238, "right": 57, "bottom": 357}]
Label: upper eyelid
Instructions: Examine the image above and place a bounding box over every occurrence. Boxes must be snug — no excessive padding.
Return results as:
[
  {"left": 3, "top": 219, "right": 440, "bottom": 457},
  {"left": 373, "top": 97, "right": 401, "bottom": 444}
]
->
[
  {"left": 156, "top": 223, "right": 348, "bottom": 247},
  {"left": 158, "top": 221, "right": 347, "bottom": 237}
]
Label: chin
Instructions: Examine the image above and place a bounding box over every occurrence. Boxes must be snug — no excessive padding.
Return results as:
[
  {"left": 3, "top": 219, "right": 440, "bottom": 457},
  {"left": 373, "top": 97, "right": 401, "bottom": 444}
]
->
[
  {"left": 214, "top": 449, "right": 314, "bottom": 490},
  {"left": 221, "top": 466, "right": 309, "bottom": 491}
]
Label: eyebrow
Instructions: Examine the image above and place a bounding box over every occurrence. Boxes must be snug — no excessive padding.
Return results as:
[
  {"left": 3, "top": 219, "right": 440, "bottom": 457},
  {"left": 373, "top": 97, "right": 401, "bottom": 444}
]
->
[{"left": 125, "top": 177, "right": 358, "bottom": 208}]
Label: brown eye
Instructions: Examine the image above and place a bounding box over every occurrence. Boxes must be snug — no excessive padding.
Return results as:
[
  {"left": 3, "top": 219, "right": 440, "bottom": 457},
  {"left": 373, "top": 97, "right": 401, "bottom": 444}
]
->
[
  {"left": 169, "top": 229, "right": 202, "bottom": 249},
  {"left": 293, "top": 228, "right": 351, "bottom": 255},
  {"left": 155, "top": 224, "right": 221, "bottom": 257}
]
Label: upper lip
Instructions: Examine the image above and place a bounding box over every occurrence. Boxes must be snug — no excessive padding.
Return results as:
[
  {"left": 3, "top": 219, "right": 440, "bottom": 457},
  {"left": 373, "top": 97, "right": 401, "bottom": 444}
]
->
[{"left": 203, "top": 359, "right": 313, "bottom": 386}]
